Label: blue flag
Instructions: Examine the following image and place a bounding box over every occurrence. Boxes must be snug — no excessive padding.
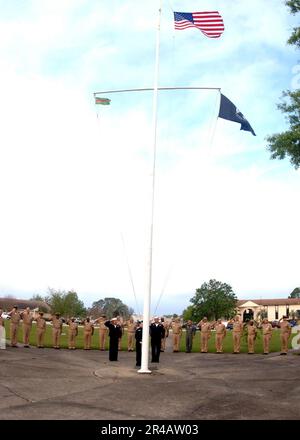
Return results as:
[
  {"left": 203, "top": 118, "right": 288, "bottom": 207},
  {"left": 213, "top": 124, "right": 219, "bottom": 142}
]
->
[{"left": 218, "top": 94, "right": 256, "bottom": 136}]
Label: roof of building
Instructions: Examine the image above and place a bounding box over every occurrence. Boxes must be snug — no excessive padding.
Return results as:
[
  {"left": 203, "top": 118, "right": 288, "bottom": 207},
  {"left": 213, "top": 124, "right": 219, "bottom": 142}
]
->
[
  {"left": 0, "top": 297, "right": 51, "bottom": 311},
  {"left": 237, "top": 298, "right": 300, "bottom": 307}
]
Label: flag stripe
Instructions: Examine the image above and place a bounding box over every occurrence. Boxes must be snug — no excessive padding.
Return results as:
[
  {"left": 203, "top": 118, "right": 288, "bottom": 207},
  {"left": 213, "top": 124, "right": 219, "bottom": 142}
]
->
[{"left": 174, "top": 11, "right": 225, "bottom": 38}]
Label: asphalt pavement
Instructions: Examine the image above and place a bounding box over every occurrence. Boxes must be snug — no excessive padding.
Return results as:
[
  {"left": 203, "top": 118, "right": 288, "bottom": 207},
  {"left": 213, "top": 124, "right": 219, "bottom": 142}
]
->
[{"left": 0, "top": 341, "right": 299, "bottom": 420}]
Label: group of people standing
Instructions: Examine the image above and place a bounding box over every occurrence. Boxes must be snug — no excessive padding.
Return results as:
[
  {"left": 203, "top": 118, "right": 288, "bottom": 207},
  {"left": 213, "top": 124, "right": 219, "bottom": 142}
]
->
[
  {"left": 159, "top": 315, "right": 292, "bottom": 356},
  {"left": 0, "top": 307, "right": 136, "bottom": 353},
  {"left": 0, "top": 307, "right": 293, "bottom": 359}
]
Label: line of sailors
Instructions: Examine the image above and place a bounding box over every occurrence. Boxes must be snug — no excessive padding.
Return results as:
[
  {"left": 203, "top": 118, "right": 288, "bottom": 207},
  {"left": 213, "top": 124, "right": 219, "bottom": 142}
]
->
[
  {"left": 0, "top": 306, "right": 293, "bottom": 355},
  {"left": 0, "top": 306, "right": 138, "bottom": 351}
]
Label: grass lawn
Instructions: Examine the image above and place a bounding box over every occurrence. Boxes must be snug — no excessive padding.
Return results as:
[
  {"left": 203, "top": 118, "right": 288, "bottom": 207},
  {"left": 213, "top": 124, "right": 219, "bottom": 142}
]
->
[{"left": 3, "top": 321, "right": 293, "bottom": 353}]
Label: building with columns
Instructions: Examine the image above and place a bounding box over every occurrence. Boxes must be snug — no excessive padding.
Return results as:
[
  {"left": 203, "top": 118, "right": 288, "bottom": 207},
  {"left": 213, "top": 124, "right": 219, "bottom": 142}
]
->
[{"left": 237, "top": 298, "right": 300, "bottom": 322}]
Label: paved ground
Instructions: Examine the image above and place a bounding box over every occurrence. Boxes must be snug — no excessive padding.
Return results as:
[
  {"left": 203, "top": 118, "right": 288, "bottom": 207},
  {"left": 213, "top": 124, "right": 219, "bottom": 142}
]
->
[{"left": 0, "top": 343, "right": 299, "bottom": 420}]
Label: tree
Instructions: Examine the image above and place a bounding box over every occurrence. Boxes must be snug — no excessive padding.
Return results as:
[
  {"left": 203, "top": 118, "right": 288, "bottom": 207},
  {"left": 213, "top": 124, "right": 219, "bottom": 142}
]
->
[
  {"left": 189, "top": 279, "right": 238, "bottom": 321},
  {"left": 182, "top": 305, "right": 195, "bottom": 321},
  {"left": 45, "top": 288, "right": 86, "bottom": 318},
  {"left": 87, "top": 297, "right": 133, "bottom": 320},
  {"left": 289, "top": 287, "right": 300, "bottom": 298},
  {"left": 266, "top": 1, "right": 300, "bottom": 168}
]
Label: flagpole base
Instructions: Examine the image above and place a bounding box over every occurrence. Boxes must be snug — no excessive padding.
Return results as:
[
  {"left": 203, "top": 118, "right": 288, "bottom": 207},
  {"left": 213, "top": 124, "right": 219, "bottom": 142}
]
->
[{"left": 138, "top": 368, "right": 152, "bottom": 374}]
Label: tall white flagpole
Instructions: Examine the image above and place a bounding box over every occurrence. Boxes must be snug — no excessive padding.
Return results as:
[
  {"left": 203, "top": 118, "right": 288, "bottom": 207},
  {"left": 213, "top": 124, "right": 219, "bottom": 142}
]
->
[{"left": 138, "top": 0, "right": 162, "bottom": 374}]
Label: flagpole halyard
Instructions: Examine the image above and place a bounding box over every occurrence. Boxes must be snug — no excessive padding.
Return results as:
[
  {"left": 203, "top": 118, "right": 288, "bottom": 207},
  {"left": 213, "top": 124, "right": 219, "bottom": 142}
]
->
[
  {"left": 94, "top": 86, "right": 221, "bottom": 95},
  {"left": 138, "top": 0, "right": 163, "bottom": 375}
]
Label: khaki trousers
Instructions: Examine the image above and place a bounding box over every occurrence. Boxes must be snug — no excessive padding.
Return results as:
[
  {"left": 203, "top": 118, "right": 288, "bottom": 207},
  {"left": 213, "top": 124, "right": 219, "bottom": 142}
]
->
[
  {"left": 201, "top": 333, "right": 209, "bottom": 352},
  {"left": 247, "top": 335, "right": 255, "bottom": 353},
  {"left": 10, "top": 323, "right": 19, "bottom": 346},
  {"left": 127, "top": 332, "right": 135, "bottom": 351},
  {"left": 173, "top": 334, "right": 180, "bottom": 351},
  {"left": 52, "top": 328, "right": 61, "bottom": 347},
  {"left": 68, "top": 331, "right": 77, "bottom": 348},
  {"left": 84, "top": 332, "right": 92, "bottom": 349},
  {"left": 263, "top": 334, "right": 271, "bottom": 353},
  {"left": 280, "top": 333, "right": 289, "bottom": 353},
  {"left": 37, "top": 328, "right": 45, "bottom": 347},
  {"left": 23, "top": 324, "right": 32, "bottom": 345},
  {"left": 99, "top": 330, "right": 107, "bottom": 350},
  {"left": 233, "top": 332, "right": 241, "bottom": 353},
  {"left": 216, "top": 334, "right": 224, "bottom": 352}
]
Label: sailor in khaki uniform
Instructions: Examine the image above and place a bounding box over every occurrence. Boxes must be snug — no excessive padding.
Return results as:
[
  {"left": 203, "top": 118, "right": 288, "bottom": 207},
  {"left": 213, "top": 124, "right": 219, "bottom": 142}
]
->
[
  {"left": 126, "top": 318, "right": 136, "bottom": 352},
  {"left": 22, "top": 307, "right": 33, "bottom": 347},
  {"left": 68, "top": 318, "right": 78, "bottom": 349},
  {"left": 247, "top": 320, "right": 257, "bottom": 354},
  {"left": 9, "top": 306, "right": 21, "bottom": 347},
  {"left": 83, "top": 317, "right": 94, "bottom": 350},
  {"left": 215, "top": 319, "right": 227, "bottom": 353},
  {"left": 171, "top": 318, "right": 182, "bottom": 352},
  {"left": 160, "top": 317, "right": 169, "bottom": 352},
  {"left": 261, "top": 318, "right": 273, "bottom": 354},
  {"left": 36, "top": 312, "right": 46, "bottom": 348},
  {"left": 51, "top": 313, "right": 63, "bottom": 349},
  {"left": 97, "top": 316, "right": 108, "bottom": 351},
  {"left": 198, "top": 317, "right": 211, "bottom": 353},
  {"left": 279, "top": 316, "right": 291, "bottom": 355},
  {"left": 232, "top": 315, "right": 243, "bottom": 353}
]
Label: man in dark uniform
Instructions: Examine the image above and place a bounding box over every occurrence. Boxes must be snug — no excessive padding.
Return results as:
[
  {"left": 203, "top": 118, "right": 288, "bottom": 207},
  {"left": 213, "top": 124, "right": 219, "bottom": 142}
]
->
[
  {"left": 135, "top": 321, "right": 143, "bottom": 367},
  {"left": 105, "top": 317, "right": 122, "bottom": 361},
  {"left": 150, "top": 317, "right": 165, "bottom": 363},
  {"left": 185, "top": 320, "right": 196, "bottom": 353}
]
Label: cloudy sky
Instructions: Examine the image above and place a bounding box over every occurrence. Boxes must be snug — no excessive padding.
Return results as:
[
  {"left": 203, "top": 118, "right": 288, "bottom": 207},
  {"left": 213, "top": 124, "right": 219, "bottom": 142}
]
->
[{"left": 0, "top": 0, "right": 299, "bottom": 315}]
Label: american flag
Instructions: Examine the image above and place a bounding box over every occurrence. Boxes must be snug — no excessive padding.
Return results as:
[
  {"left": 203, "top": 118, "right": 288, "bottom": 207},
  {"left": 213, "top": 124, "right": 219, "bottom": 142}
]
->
[{"left": 174, "top": 11, "right": 225, "bottom": 39}]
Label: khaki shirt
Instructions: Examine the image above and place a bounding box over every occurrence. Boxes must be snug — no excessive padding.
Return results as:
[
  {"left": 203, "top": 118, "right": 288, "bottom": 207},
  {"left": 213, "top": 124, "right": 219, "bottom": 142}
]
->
[
  {"left": 233, "top": 321, "right": 243, "bottom": 333},
  {"left": 22, "top": 312, "right": 33, "bottom": 326},
  {"left": 171, "top": 322, "right": 182, "bottom": 335},
  {"left": 10, "top": 311, "right": 21, "bottom": 324},
  {"left": 163, "top": 322, "right": 169, "bottom": 337},
  {"left": 248, "top": 325, "right": 256, "bottom": 336},
  {"left": 52, "top": 317, "right": 62, "bottom": 330},
  {"left": 69, "top": 322, "right": 78, "bottom": 333},
  {"left": 280, "top": 321, "right": 291, "bottom": 335},
  {"left": 36, "top": 317, "right": 46, "bottom": 330},
  {"left": 99, "top": 320, "right": 108, "bottom": 332},
  {"left": 262, "top": 323, "right": 272, "bottom": 335},
  {"left": 127, "top": 322, "right": 136, "bottom": 333},
  {"left": 200, "top": 322, "right": 211, "bottom": 334},
  {"left": 84, "top": 322, "right": 94, "bottom": 333},
  {"left": 215, "top": 323, "right": 226, "bottom": 335}
]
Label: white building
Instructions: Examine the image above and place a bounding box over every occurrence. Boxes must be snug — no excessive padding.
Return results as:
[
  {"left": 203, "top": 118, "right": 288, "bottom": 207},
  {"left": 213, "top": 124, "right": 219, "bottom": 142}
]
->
[{"left": 237, "top": 298, "right": 300, "bottom": 322}]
